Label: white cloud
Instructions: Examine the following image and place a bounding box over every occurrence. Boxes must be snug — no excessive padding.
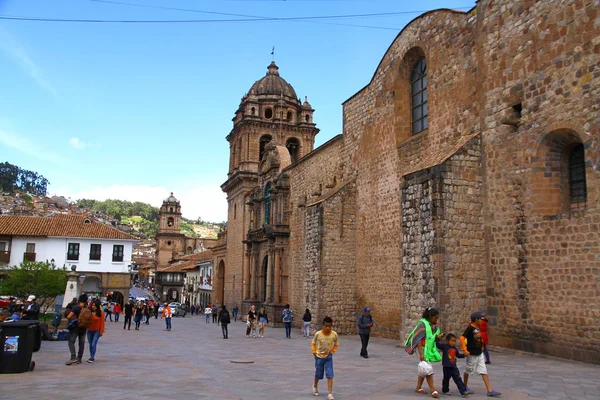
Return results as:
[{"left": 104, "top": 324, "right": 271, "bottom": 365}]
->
[
  {"left": 52, "top": 183, "right": 228, "bottom": 223},
  {"left": 0, "top": 26, "right": 59, "bottom": 99},
  {"left": 68, "top": 137, "right": 99, "bottom": 149},
  {"left": 0, "top": 128, "right": 64, "bottom": 163}
]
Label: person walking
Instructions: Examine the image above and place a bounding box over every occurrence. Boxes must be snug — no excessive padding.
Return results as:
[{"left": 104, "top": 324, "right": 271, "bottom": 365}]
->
[
  {"left": 282, "top": 304, "right": 294, "bottom": 338},
  {"left": 357, "top": 307, "right": 374, "bottom": 358},
  {"left": 113, "top": 302, "right": 121, "bottom": 323},
  {"left": 143, "top": 303, "right": 151, "bottom": 325},
  {"left": 134, "top": 301, "right": 143, "bottom": 330},
  {"left": 211, "top": 304, "right": 218, "bottom": 323},
  {"left": 436, "top": 333, "right": 468, "bottom": 396},
  {"left": 257, "top": 307, "right": 268, "bottom": 338},
  {"left": 404, "top": 307, "right": 444, "bottom": 398},
  {"left": 480, "top": 316, "right": 491, "bottom": 364},
  {"left": 311, "top": 316, "right": 339, "bottom": 400},
  {"left": 86, "top": 300, "right": 105, "bottom": 363},
  {"left": 303, "top": 308, "right": 312, "bottom": 338},
  {"left": 104, "top": 302, "right": 113, "bottom": 322},
  {"left": 65, "top": 294, "right": 90, "bottom": 365},
  {"left": 246, "top": 305, "right": 257, "bottom": 338},
  {"left": 123, "top": 300, "right": 133, "bottom": 330},
  {"left": 232, "top": 303, "right": 239, "bottom": 322},
  {"left": 460, "top": 312, "right": 501, "bottom": 397},
  {"left": 204, "top": 305, "right": 212, "bottom": 323},
  {"left": 161, "top": 302, "right": 172, "bottom": 331},
  {"left": 154, "top": 302, "right": 160, "bottom": 319},
  {"left": 219, "top": 305, "right": 231, "bottom": 339}
]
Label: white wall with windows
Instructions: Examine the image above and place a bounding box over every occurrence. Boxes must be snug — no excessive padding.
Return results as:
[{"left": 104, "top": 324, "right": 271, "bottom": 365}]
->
[{"left": 5, "top": 236, "right": 135, "bottom": 273}]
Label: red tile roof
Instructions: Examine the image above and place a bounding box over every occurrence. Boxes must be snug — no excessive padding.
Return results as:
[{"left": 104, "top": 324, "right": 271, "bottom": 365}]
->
[{"left": 0, "top": 214, "right": 137, "bottom": 240}]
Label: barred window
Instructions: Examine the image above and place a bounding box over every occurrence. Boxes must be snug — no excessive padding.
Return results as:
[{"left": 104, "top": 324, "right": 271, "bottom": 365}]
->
[
  {"left": 112, "top": 245, "right": 124, "bottom": 262},
  {"left": 568, "top": 144, "right": 587, "bottom": 203},
  {"left": 411, "top": 57, "right": 428, "bottom": 135},
  {"left": 90, "top": 244, "right": 102, "bottom": 261},
  {"left": 67, "top": 243, "right": 80, "bottom": 261}
]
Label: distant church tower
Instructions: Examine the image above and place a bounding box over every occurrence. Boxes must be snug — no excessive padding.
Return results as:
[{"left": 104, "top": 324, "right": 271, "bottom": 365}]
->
[
  {"left": 219, "top": 61, "right": 319, "bottom": 305},
  {"left": 156, "top": 192, "right": 185, "bottom": 267}
]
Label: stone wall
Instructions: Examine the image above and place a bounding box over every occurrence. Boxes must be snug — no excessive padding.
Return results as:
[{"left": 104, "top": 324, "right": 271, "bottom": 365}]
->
[
  {"left": 479, "top": 0, "right": 600, "bottom": 363},
  {"left": 287, "top": 136, "right": 347, "bottom": 330},
  {"left": 400, "top": 136, "right": 485, "bottom": 338}
]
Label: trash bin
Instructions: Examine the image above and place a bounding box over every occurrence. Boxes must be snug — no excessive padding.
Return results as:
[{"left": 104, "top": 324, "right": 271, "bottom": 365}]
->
[{"left": 0, "top": 320, "right": 41, "bottom": 373}]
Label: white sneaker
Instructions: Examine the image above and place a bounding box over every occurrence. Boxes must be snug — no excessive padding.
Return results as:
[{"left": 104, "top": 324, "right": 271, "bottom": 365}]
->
[
  {"left": 327, "top": 394, "right": 335, "bottom": 400},
  {"left": 312, "top": 386, "right": 319, "bottom": 396}
]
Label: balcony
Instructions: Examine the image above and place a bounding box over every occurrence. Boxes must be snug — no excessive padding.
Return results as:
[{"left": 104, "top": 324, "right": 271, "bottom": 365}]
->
[
  {"left": 23, "top": 252, "right": 36, "bottom": 262},
  {"left": 0, "top": 251, "right": 10, "bottom": 264}
]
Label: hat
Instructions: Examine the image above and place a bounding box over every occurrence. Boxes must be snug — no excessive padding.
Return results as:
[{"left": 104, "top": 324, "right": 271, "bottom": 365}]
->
[
  {"left": 27, "top": 295, "right": 36, "bottom": 301},
  {"left": 364, "top": 307, "right": 371, "bottom": 313},
  {"left": 470, "top": 312, "right": 485, "bottom": 321}
]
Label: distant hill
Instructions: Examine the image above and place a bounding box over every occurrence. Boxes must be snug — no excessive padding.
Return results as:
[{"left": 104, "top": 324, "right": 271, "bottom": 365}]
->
[
  {"left": 76, "top": 199, "right": 223, "bottom": 239},
  {"left": 0, "top": 192, "right": 222, "bottom": 240}
]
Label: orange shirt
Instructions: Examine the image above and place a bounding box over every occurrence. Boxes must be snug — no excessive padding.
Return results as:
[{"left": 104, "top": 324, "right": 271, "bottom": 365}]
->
[{"left": 88, "top": 311, "right": 105, "bottom": 334}]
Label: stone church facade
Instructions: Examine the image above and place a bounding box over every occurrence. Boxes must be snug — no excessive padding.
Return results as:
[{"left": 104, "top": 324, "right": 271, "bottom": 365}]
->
[{"left": 215, "top": 0, "right": 599, "bottom": 363}]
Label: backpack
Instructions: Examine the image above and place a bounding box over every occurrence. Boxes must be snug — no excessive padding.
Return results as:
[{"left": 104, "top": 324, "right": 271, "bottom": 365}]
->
[{"left": 78, "top": 307, "right": 93, "bottom": 328}]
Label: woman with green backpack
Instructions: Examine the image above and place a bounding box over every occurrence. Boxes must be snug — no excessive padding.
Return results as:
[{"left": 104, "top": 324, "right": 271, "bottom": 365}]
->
[{"left": 404, "top": 307, "right": 444, "bottom": 398}]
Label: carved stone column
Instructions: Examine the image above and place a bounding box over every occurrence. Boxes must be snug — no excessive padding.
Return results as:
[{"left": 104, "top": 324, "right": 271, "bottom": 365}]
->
[
  {"left": 266, "top": 250, "right": 273, "bottom": 302},
  {"left": 274, "top": 248, "right": 281, "bottom": 303},
  {"left": 250, "top": 250, "right": 258, "bottom": 300},
  {"left": 243, "top": 250, "right": 251, "bottom": 299}
]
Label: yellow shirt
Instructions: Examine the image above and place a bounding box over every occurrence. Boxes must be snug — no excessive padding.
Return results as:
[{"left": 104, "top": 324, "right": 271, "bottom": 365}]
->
[{"left": 311, "top": 330, "right": 339, "bottom": 359}]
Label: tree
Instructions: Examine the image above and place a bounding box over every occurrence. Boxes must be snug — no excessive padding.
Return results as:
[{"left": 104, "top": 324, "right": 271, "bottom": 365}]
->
[
  {"left": 0, "top": 161, "right": 49, "bottom": 196},
  {"left": 0, "top": 260, "right": 67, "bottom": 318}
]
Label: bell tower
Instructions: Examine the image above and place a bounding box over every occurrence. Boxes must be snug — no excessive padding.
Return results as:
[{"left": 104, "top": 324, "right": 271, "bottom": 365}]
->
[
  {"left": 159, "top": 192, "right": 181, "bottom": 232},
  {"left": 156, "top": 193, "right": 185, "bottom": 267},
  {"left": 220, "top": 61, "right": 319, "bottom": 308}
]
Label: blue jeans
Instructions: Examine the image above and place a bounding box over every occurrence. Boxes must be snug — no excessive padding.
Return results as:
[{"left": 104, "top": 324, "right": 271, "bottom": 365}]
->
[
  {"left": 86, "top": 330, "right": 100, "bottom": 360},
  {"left": 165, "top": 317, "right": 172, "bottom": 330},
  {"left": 315, "top": 354, "right": 334, "bottom": 379},
  {"left": 284, "top": 322, "right": 292, "bottom": 337}
]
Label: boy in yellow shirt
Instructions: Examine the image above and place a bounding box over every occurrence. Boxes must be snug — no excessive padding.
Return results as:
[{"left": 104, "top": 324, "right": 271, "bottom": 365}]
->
[{"left": 311, "top": 316, "right": 339, "bottom": 400}]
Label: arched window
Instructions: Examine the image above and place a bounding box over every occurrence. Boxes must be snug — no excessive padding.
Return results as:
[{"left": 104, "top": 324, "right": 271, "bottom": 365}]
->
[
  {"left": 532, "top": 129, "right": 587, "bottom": 214},
  {"left": 259, "top": 134, "right": 272, "bottom": 160},
  {"left": 305, "top": 114, "right": 310, "bottom": 123},
  {"left": 264, "top": 108, "right": 273, "bottom": 119},
  {"left": 287, "top": 111, "right": 293, "bottom": 121},
  {"left": 264, "top": 183, "right": 272, "bottom": 225},
  {"left": 167, "top": 217, "right": 174, "bottom": 227},
  {"left": 251, "top": 107, "right": 256, "bottom": 116},
  {"left": 286, "top": 138, "right": 300, "bottom": 163},
  {"left": 411, "top": 57, "right": 428, "bottom": 134},
  {"left": 569, "top": 144, "right": 587, "bottom": 204}
]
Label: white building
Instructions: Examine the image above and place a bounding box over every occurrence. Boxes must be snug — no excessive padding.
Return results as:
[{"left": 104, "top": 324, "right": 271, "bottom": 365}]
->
[{"left": 0, "top": 214, "right": 137, "bottom": 302}]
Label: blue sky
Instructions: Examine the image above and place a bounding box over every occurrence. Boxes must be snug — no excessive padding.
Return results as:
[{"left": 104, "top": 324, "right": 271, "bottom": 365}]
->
[{"left": 0, "top": 0, "right": 475, "bottom": 222}]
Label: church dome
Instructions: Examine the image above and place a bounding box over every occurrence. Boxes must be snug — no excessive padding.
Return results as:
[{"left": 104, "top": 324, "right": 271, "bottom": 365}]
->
[
  {"left": 248, "top": 62, "right": 298, "bottom": 101},
  {"left": 164, "top": 192, "right": 179, "bottom": 204}
]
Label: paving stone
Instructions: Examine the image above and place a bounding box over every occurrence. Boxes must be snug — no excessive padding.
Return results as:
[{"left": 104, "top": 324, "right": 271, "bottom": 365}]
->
[{"left": 2, "top": 316, "right": 599, "bottom": 399}]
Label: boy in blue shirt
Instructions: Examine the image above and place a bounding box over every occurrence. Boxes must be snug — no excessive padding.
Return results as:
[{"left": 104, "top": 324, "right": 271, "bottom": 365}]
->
[{"left": 437, "top": 333, "right": 468, "bottom": 397}]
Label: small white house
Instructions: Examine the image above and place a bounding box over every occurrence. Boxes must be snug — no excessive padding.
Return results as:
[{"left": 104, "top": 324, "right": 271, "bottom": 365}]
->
[{"left": 0, "top": 214, "right": 138, "bottom": 301}]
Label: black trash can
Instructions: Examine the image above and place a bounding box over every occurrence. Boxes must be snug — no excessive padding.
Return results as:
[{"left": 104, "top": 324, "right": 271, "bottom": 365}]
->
[{"left": 0, "top": 320, "right": 41, "bottom": 373}]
